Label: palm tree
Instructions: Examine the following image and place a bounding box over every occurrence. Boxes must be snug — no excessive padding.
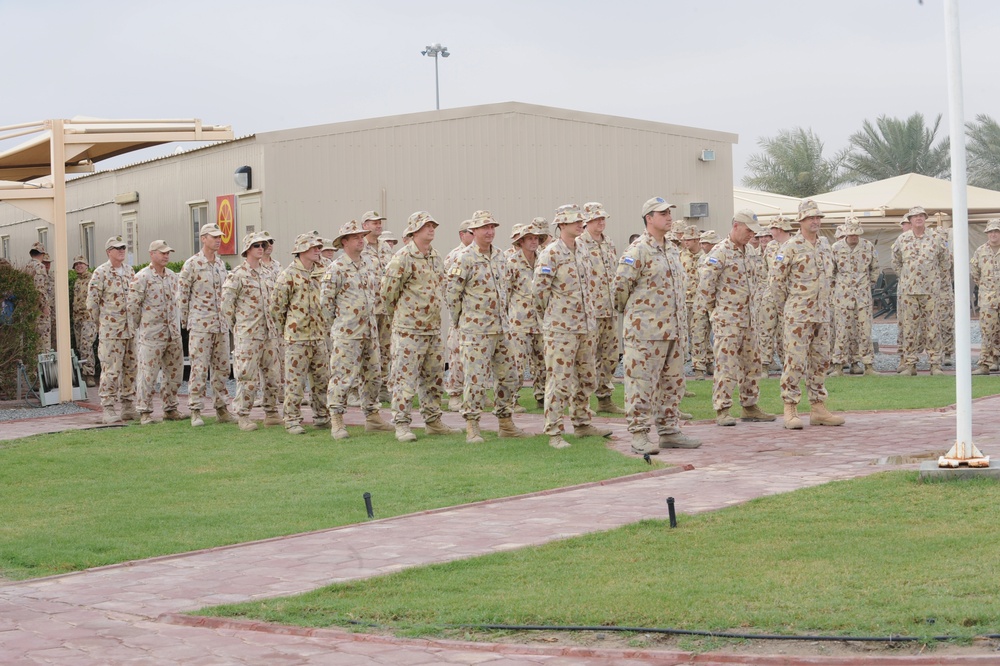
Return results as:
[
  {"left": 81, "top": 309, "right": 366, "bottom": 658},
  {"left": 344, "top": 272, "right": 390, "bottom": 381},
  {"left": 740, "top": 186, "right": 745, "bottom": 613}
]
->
[
  {"left": 843, "top": 113, "right": 950, "bottom": 184},
  {"left": 966, "top": 113, "right": 1000, "bottom": 191},
  {"left": 742, "top": 127, "right": 847, "bottom": 197}
]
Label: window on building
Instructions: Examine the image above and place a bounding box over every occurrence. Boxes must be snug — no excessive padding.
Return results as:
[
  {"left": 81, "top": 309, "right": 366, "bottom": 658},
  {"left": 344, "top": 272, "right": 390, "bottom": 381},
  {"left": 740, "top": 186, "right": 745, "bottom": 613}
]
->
[
  {"left": 37, "top": 227, "right": 48, "bottom": 249},
  {"left": 121, "top": 212, "right": 137, "bottom": 266},
  {"left": 190, "top": 203, "right": 209, "bottom": 254},
  {"left": 81, "top": 222, "right": 96, "bottom": 267},
  {"left": 1, "top": 236, "right": 9, "bottom": 261}
]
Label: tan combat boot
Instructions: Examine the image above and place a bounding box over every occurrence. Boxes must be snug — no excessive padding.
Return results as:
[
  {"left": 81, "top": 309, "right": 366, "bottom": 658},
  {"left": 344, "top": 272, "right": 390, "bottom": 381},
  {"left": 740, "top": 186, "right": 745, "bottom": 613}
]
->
[
  {"left": 395, "top": 423, "right": 417, "bottom": 442},
  {"left": 691, "top": 369, "right": 707, "bottom": 380},
  {"left": 783, "top": 403, "right": 803, "bottom": 430},
  {"left": 263, "top": 411, "right": 283, "bottom": 426},
  {"left": 828, "top": 366, "right": 843, "bottom": 377},
  {"left": 864, "top": 364, "right": 877, "bottom": 376},
  {"left": 84, "top": 375, "right": 96, "bottom": 388},
  {"left": 715, "top": 408, "right": 737, "bottom": 426},
  {"left": 740, "top": 404, "right": 776, "bottom": 422},
  {"left": 659, "top": 430, "right": 701, "bottom": 448},
  {"left": 498, "top": 417, "right": 530, "bottom": 438},
  {"left": 548, "top": 435, "right": 571, "bottom": 449},
  {"left": 425, "top": 417, "right": 461, "bottom": 435},
  {"left": 972, "top": 364, "right": 991, "bottom": 376},
  {"left": 190, "top": 410, "right": 204, "bottom": 427},
  {"left": 330, "top": 413, "right": 348, "bottom": 440},
  {"left": 120, "top": 401, "right": 139, "bottom": 421},
  {"left": 678, "top": 409, "right": 694, "bottom": 420},
  {"left": 286, "top": 424, "right": 305, "bottom": 435},
  {"left": 238, "top": 415, "right": 258, "bottom": 432},
  {"left": 930, "top": 365, "right": 945, "bottom": 376},
  {"left": 596, "top": 396, "right": 626, "bottom": 414},
  {"left": 630, "top": 430, "right": 660, "bottom": 455},
  {"left": 573, "top": 423, "right": 613, "bottom": 438},
  {"left": 447, "top": 395, "right": 462, "bottom": 412},
  {"left": 102, "top": 407, "right": 120, "bottom": 425},
  {"left": 897, "top": 363, "right": 916, "bottom": 376},
  {"left": 809, "top": 401, "right": 845, "bottom": 426},
  {"left": 465, "top": 420, "right": 485, "bottom": 444},
  {"left": 364, "top": 411, "right": 394, "bottom": 432},
  {"left": 139, "top": 412, "right": 155, "bottom": 426},
  {"left": 216, "top": 406, "right": 235, "bottom": 423},
  {"left": 163, "top": 409, "right": 185, "bottom": 421}
]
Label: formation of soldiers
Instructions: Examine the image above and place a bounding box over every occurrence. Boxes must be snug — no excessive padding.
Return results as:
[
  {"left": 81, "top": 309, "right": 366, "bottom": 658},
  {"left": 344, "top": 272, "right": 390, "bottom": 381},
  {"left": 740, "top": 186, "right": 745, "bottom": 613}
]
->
[{"left": 23, "top": 195, "right": 996, "bottom": 445}]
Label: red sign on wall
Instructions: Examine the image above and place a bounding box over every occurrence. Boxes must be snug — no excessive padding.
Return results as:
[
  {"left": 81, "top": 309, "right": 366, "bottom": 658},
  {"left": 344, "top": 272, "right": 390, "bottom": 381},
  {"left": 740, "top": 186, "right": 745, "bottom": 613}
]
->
[{"left": 217, "top": 195, "right": 236, "bottom": 255}]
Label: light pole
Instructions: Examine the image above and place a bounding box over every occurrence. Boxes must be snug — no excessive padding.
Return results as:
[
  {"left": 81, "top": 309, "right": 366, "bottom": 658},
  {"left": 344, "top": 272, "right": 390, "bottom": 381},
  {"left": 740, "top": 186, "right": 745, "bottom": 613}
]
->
[{"left": 420, "top": 43, "right": 450, "bottom": 110}]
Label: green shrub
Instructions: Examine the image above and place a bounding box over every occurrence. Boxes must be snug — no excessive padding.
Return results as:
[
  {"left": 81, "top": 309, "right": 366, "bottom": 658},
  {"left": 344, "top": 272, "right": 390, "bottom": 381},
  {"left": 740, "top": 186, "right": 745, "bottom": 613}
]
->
[{"left": 0, "top": 262, "right": 41, "bottom": 399}]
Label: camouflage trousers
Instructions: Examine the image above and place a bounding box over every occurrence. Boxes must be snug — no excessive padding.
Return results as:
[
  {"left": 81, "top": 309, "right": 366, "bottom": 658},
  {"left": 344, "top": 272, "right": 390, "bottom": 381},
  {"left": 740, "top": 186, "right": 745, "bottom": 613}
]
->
[
  {"left": 690, "top": 307, "right": 714, "bottom": 371},
  {"left": 459, "top": 331, "right": 518, "bottom": 421},
  {"left": 623, "top": 338, "right": 684, "bottom": 435},
  {"left": 510, "top": 329, "right": 546, "bottom": 401},
  {"left": 711, "top": 325, "right": 761, "bottom": 412},
  {"left": 135, "top": 337, "right": 183, "bottom": 414},
  {"left": 36, "top": 314, "right": 51, "bottom": 351},
  {"left": 938, "top": 290, "right": 955, "bottom": 357},
  {"left": 444, "top": 326, "right": 464, "bottom": 397},
  {"left": 758, "top": 296, "right": 781, "bottom": 365},
  {"left": 74, "top": 319, "right": 97, "bottom": 376},
  {"left": 389, "top": 329, "right": 444, "bottom": 426},
  {"left": 233, "top": 336, "right": 281, "bottom": 416},
  {"left": 594, "top": 316, "right": 620, "bottom": 400},
  {"left": 980, "top": 308, "right": 1000, "bottom": 367},
  {"left": 898, "top": 293, "right": 942, "bottom": 366},
  {"left": 780, "top": 320, "right": 830, "bottom": 405},
  {"left": 283, "top": 340, "right": 330, "bottom": 427},
  {"left": 377, "top": 313, "right": 393, "bottom": 390},
  {"left": 187, "top": 331, "right": 230, "bottom": 412},
  {"left": 542, "top": 332, "right": 596, "bottom": 436},
  {"left": 328, "top": 335, "right": 381, "bottom": 415},
  {"left": 832, "top": 303, "right": 874, "bottom": 366},
  {"left": 97, "top": 336, "right": 136, "bottom": 408}
]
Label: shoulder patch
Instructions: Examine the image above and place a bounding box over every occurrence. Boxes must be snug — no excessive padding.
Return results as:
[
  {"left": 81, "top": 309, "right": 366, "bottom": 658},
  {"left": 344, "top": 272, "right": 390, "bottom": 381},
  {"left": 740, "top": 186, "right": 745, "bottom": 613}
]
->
[
  {"left": 620, "top": 256, "right": 635, "bottom": 266},
  {"left": 775, "top": 254, "right": 784, "bottom": 262},
  {"left": 707, "top": 256, "right": 719, "bottom": 265},
  {"left": 539, "top": 266, "right": 553, "bottom": 275}
]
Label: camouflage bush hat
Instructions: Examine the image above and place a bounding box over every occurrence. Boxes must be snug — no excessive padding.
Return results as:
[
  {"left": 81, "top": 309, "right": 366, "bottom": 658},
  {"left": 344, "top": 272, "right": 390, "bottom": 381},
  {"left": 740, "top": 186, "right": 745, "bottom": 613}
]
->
[
  {"left": 332, "top": 219, "right": 369, "bottom": 249},
  {"left": 769, "top": 215, "right": 795, "bottom": 232},
  {"left": 241, "top": 232, "right": 269, "bottom": 256},
  {"left": 583, "top": 202, "right": 609, "bottom": 224},
  {"left": 291, "top": 233, "right": 323, "bottom": 255},
  {"left": 842, "top": 218, "right": 865, "bottom": 236},
  {"left": 198, "top": 223, "right": 224, "bottom": 237},
  {"left": 458, "top": 219, "right": 474, "bottom": 233},
  {"left": 835, "top": 225, "right": 846, "bottom": 239},
  {"left": 105, "top": 235, "right": 126, "bottom": 251},
  {"left": 72, "top": 255, "right": 88, "bottom": 267},
  {"left": 733, "top": 209, "right": 762, "bottom": 233},
  {"left": 904, "top": 206, "right": 929, "bottom": 221},
  {"left": 378, "top": 229, "right": 398, "bottom": 243},
  {"left": 699, "top": 230, "right": 721, "bottom": 245},
  {"left": 553, "top": 204, "right": 584, "bottom": 228},
  {"left": 681, "top": 225, "right": 701, "bottom": 241},
  {"left": 530, "top": 217, "right": 550, "bottom": 237},
  {"left": 755, "top": 228, "right": 773, "bottom": 238},
  {"left": 898, "top": 216, "right": 911, "bottom": 227},
  {"left": 510, "top": 223, "right": 542, "bottom": 244},
  {"left": 149, "top": 240, "right": 174, "bottom": 254},
  {"left": 362, "top": 211, "right": 386, "bottom": 223},
  {"left": 259, "top": 230, "right": 275, "bottom": 245},
  {"left": 468, "top": 210, "right": 499, "bottom": 230},
  {"left": 404, "top": 211, "right": 438, "bottom": 236},
  {"left": 641, "top": 197, "right": 676, "bottom": 217},
  {"left": 987, "top": 219, "right": 1000, "bottom": 233},
  {"left": 321, "top": 238, "right": 336, "bottom": 252},
  {"left": 796, "top": 199, "right": 826, "bottom": 223},
  {"left": 30, "top": 241, "right": 47, "bottom": 255}
]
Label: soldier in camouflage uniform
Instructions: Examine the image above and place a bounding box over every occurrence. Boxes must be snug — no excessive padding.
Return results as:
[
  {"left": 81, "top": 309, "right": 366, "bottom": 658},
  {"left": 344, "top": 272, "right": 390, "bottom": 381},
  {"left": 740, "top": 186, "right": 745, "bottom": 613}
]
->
[
  {"left": 128, "top": 240, "right": 185, "bottom": 424},
  {"left": 270, "top": 233, "right": 331, "bottom": 434},
  {"left": 178, "top": 223, "right": 233, "bottom": 426},
  {"left": 381, "top": 212, "right": 460, "bottom": 441},
  {"left": 759, "top": 217, "right": 794, "bottom": 375},
  {"left": 697, "top": 210, "right": 776, "bottom": 427},
  {"left": 321, "top": 220, "right": 394, "bottom": 438},
  {"left": 971, "top": 218, "right": 1000, "bottom": 375},
  {"left": 934, "top": 223, "right": 956, "bottom": 364},
  {"left": 533, "top": 204, "right": 613, "bottom": 450},
  {"left": 443, "top": 219, "right": 474, "bottom": 411},
  {"left": 72, "top": 256, "right": 97, "bottom": 387},
  {"left": 222, "top": 232, "right": 283, "bottom": 432},
  {"left": 25, "top": 242, "right": 51, "bottom": 349},
  {"left": 259, "top": 231, "right": 285, "bottom": 401},
  {"left": 891, "top": 206, "right": 950, "bottom": 375},
  {"left": 361, "top": 211, "right": 395, "bottom": 402},
  {"left": 829, "top": 218, "right": 879, "bottom": 376},
  {"left": 679, "top": 226, "right": 702, "bottom": 362},
  {"left": 579, "top": 202, "right": 625, "bottom": 415},
  {"left": 446, "top": 210, "right": 530, "bottom": 443},
  {"left": 770, "top": 200, "right": 844, "bottom": 429},
  {"left": 691, "top": 230, "right": 721, "bottom": 378},
  {"left": 87, "top": 236, "right": 137, "bottom": 424},
  {"left": 505, "top": 222, "right": 547, "bottom": 411},
  {"left": 614, "top": 197, "right": 701, "bottom": 454}
]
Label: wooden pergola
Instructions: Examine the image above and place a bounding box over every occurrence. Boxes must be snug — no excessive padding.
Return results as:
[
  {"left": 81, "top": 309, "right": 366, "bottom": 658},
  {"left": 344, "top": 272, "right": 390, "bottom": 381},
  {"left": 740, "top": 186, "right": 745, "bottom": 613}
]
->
[{"left": 0, "top": 118, "right": 234, "bottom": 401}]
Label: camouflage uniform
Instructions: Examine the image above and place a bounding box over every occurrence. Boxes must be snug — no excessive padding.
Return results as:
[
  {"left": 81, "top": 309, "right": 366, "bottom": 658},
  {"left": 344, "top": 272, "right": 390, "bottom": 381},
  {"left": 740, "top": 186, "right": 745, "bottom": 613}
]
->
[
  {"left": 578, "top": 228, "right": 620, "bottom": 401},
  {"left": 831, "top": 237, "right": 878, "bottom": 368},
  {"left": 891, "top": 230, "right": 950, "bottom": 368},
  {"left": 363, "top": 239, "right": 395, "bottom": 394},
  {"left": 613, "top": 232, "right": 687, "bottom": 435},
  {"left": 222, "top": 260, "right": 281, "bottom": 418},
  {"left": 533, "top": 237, "right": 597, "bottom": 436},
  {"left": 87, "top": 261, "right": 137, "bottom": 409},
  {"left": 506, "top": 246, "right": 546, "bottom": 404},
  {"left": 935, "top": 228, "right": 956, "bottom": 359},
  {"left": 25, "top": 257, "right": 50, "bottom": 348},
  {"left": 445, "top": 242, "right": 518, "bottom": 422},
  {"left": 443, "top": 241, "right": 470, "bottom": 400},
  {"left": 260, "top": 255, "right": 285, "bottom": 396},
  {"left": 697, "top": 237, "right": 761, "bottom": 413},
  {"left": 271, "top": 255, "right": 330, "bottom": 428},
  {"left": 679, "top": 245, "right": 702, "bottom": 358},
  {"left": 47, "top": 269, "right": 56, "bottom": 350},
  {"left": 380, "top": 240, "right": 447, "bottom": 426},
  {"left": 321, "top": 252, "right": 381, "bottom": 415},
  {"left": 72, "top": 269, "right": 97, "bottom": 378},
  {"left": 178, "top": 250, "right": 230, "bottom": 412},
  {"left": 770, "top": 234, "right": 835, "bottom": 405},
  {"left": 759, "top": 240, "right": 784, "bottom": 366},
  {"left": 128, "top": 265, "right": 183, "bottom": 416},
  {"left": 971, "top": 239, "right": 1000, "bottom": 369}
]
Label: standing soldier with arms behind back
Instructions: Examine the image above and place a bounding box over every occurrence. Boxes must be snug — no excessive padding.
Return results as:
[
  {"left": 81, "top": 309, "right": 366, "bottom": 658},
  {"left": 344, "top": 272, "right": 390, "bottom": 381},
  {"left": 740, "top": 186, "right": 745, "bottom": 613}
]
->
[
  {"left": 759, "top": 217, "right": 794, "bottom": 375},
  {"left": 129, "top": 240, "right": 185, "bottom": 424},
  {"left": 506, "top": 221, "right": 547, "bottom": 410},
  {"left": 178, "top": 223, "right": 233, "bottom": 426},
  {"left": 87, "top": 236, "right": 137, "bottom": 424},
  {"left": 971, "top": 218, "right": 1000, "bottom": 375},
  {"left": 361, "top": 211, "right": 394, "bottom": 402},
  {"left": 829, "top": 218, "right": 879, "bottom": 376},
  {"left": 579, "top": 202, "right": 625, "bottom": 414},
  {"left": 443, "top": 219, "right": 474, "bottom": 412},
  {"left": 25, "top": 242, "right": 51, "bottom": 350},
  {"left": 72, "top": 255, "right": 97, "bottom": 387}
]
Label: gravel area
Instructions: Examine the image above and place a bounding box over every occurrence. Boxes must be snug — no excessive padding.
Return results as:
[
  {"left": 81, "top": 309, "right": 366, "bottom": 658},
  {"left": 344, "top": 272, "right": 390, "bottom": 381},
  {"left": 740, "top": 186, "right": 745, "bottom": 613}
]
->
[{"left": 0, "top": 402, "right": 93, "bottom": 422}]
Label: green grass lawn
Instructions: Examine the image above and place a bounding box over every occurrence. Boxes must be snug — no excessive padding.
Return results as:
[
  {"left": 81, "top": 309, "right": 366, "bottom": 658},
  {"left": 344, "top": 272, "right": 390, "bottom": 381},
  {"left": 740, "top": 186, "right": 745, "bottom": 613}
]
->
[
  {"left": 199, "top": 471, "right": 1000, "bottom": 642},
  {"left": 0, "top": 422, "right": 652, "bottom": 580}
]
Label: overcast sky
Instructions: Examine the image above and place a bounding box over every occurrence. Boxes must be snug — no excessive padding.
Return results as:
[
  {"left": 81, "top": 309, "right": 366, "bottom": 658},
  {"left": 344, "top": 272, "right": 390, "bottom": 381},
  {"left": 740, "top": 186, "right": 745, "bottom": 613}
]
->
[{"left": 3, "top": 0, "right": 999, "bottom": 183}]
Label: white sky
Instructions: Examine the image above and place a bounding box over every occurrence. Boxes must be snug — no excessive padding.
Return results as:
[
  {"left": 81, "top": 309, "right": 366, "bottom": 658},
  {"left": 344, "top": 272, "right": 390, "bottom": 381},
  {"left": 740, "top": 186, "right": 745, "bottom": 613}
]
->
[{"left": 3, "top": 0, "right": 999, "bottom": 183}]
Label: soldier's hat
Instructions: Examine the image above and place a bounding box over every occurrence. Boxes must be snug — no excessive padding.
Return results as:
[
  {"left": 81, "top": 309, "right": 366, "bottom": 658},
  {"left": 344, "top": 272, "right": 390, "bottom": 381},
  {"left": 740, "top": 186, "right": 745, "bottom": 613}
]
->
[
  {"left": 332, "top": 219, "right": 369, "bottom": 249},
  {"left": 291, "top": 233, "right": 323, "bottom": 255},
  {"left": 458, "top": 219, "right": 474, "bottom": 233},
  {"left": 795, "top": 199, "right": 826, "bottom": 223},
  {"left": 755, "top": 228, "right": 772, "bottom": 238},
  {"left": 681, "top": 225, "right": 701, "bottom": 241},
  {"left": 105, "top": 236, "right": 126, "bottom": 251},
  {"left": 260, "top": 230, "right": 275, "bottom": 245},
  {"left": 769, "top": 215, "right": 794, "bottom": 232},
  {"left": 198, "top": 223, "right": 224, "bottom": 237},
  {"left": 553, "top": 204, "right": 584, "bottom": 228},
  {"left": 530, "top": 217, "right": 550, "bottom": 238},
  {"left": 239, "top": 233, "right": 264, "bottom": 256},
  {"left": 986, "top": 219, "right": 1000, "bottom": 233},
  {"left": 510, "top": 223, "right": 542, "bottom": 244},
  {"left": 582, "top": 202, "right": 609, "bottom": 224},
  {"left": 641, "top": 197, "right": 676, "bottom": 217},
  {"left": 379, "top": 229, "right": 398, "bottom": 244},
  {"left": 903, "top": 206, "right": 929, "bottom": 221},
  {"left": 30, "top": 241, "right": 50, "bottom": 261},
  {"left": 468, "top": 210, "right": 500, "bottom": 230},
  {"left": 72, "top": 255, "right": 89, "bottom": 267},
  {"left": 699, "top": 230, "right": 721, "bottom": 245},
  {"left": 842, "top": 217, "right": 865, "bottom": 236},
  {"left": 149, "top": 240, "right": 175, "bottom": 254},
  {"left": 733, "top": 209, "right": 762, "bottom": 233},
  {"left": 362, "top": 210, "right": 386, "bottom": 223},
  {"left": 404, "top": 211, "right": 438, "bottom": 237}
]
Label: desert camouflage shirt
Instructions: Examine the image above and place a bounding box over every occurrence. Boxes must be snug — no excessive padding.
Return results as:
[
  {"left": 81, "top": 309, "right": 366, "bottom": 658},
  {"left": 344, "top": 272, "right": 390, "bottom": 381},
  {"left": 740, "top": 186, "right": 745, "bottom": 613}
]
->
[
  {"left": 577, "top": 229, "right": 617, "bottom": 318},
  {"left": 222, "top": 261, "right": 278, "bottom": 341},
  {"left": 891, "top": 230, "right": 950, "bottom": 296},
  {"left": 445, "top": 243, "right": 508, "bottom": 334},
  {"left": 87, "top": 261, "right": 135, "bottom": 339},
  {"left": 505, "top": 248, "right": 540, "bottom": 334},
  {"left": 769, "top": 233, "right": 834, "bottom": 324},
  {"left": 72, "top": 272, "right": 92, "bottom": 323},
  {"left": 679, "top": 247, "right": 702, "bottom": 304},
  {"left": 270, "top": 257, "right": 326, "bottom": 342},
  {"left": 831, "top": 238, "right": 878, "bottom": 308},
  {"left": 697, "top": 237, "right": 754, "bottom": 329},
  {"left": 128, "top": 266, "right": 181, "bottom": 344},
  {"left": 178, "top": 250, "right": 227, "bottom": 333},
  {"left": 613, "top": 231, "right": 686, "bottom": 342},
  {"left": 971, "top": 242, "right": 1000, "bottom": 311},
  {"left": 380, "top": 241, "right": 445, "bottom": 334},
  {"left": 321, "top": 253, "right": 378, "bottom": 339},
  {"left": 25, "top": 259, "right": 49, "bottom": 314},
  {"left": 363, "top": 238, "right": 394, "bottom": 315},
  {"left": 533, "top": 237, "right": 595, "bottom": 335}
]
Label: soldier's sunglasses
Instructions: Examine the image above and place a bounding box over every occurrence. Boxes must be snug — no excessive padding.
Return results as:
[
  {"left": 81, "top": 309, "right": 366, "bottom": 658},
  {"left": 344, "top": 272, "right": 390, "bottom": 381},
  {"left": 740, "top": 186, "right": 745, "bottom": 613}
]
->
[{"left": 250, "top": 242, "right": 267, "bottom": 249}]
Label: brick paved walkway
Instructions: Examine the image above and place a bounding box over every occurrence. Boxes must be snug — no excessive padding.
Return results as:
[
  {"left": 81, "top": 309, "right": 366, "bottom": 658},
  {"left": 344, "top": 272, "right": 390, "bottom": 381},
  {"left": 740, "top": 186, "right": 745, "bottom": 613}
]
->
[{"left": 2, "top": 391, "right": 998, "bottom": 664}]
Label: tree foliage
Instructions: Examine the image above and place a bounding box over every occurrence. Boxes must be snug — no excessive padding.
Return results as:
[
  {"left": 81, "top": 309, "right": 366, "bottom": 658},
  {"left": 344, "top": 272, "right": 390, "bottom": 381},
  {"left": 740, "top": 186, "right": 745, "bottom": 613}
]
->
[
  {"left": 0, "top": 261, "right": 41, "bottom": 399},
  {"left": 844, "top": 113, "right": 950, "bottom": 184},
  {"left": 742, "top": 127, "right": 847, "bottom": 197},
  {"left": 966, "top": 113, "right": 1000, "bottom": 191}
]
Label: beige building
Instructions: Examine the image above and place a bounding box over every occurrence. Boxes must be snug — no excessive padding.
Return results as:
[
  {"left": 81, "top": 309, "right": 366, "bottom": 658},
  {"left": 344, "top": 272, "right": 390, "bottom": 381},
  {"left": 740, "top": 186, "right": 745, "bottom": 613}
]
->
[{"left": 0, "top": 102, "right": 737, "bottom": 265}]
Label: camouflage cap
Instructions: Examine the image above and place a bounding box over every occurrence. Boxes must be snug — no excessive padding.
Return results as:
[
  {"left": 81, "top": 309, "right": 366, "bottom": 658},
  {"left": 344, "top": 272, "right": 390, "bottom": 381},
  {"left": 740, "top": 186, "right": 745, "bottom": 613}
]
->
[
  {"left": 362, "top": 210, "right": 386, "bottom": 223},
  {"left": 404, "top": 211, "right": 438, "bottom": 237},
  {"left": 468, "top": 209, "right": 500, "bottom": 230},
  {"left": 641, "top": 197, "right": 676, "bottom": 217},
  {"left": 105, "top": 235, "right": 126, "bottom": 250},
  {"left": 30, "top": 241, "right": 47, "bottom": 256},
  {"left": 291, "top": 232, "right": 323, "bottom": 255},
  {"left": 458, "top": 219, "right": 474, "bottom": 232},
  {"left": 681, "top": 225, "right": 701, "bottom": 241},
  {"left": 699, "top": 230, "right": 721, "bottom": 245},
  {"left": 769, "top": 215, "right": 795, "bottom": 232},
  {"left": 899, "top": 216, "right": 911, "bottom": 227},
  {"left": 378, "top": 229, "right": 398, "bottom": 242},
  {"left": 987, "top": 219, "right": 1000, "bottom": 233},
  {"left": 553, "top": 204, "right": 584, "bottom": 227},
  {"left": 72, "top": 255, "right": 88, "bottom": 267},
  {"left": 733, "top": 209, "right": 762, "bottom": 233},
  {"left": 199, "top": 223, "right": 224, "bottom": 237},
  {"left": 321, "top": 238, "right": 337, "bottom": 252},
  {"left": 796, "top": 199, "right": 826, "bottom": 223},
  {"left": 149, "top": 240, "right": 175, "bottom": 254},
  {"left": 259, "top": 230, "right": 275, "bottom": 244},
  {"left": 332, "top": 219, "right": 369, "bottom": 249},
  {"left": 904, "top": 206, "right": 929, "bottom": 221},
  {"left": 582, "top": 201, "right": 609, "bottom": 224}
]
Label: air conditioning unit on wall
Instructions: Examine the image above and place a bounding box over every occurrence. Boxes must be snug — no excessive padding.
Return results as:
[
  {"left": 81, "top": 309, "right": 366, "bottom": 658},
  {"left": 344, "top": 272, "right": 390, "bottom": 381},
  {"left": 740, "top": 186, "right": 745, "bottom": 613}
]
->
[{"left": 686, "top": 202, "right": 709, "bottom": 218}]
